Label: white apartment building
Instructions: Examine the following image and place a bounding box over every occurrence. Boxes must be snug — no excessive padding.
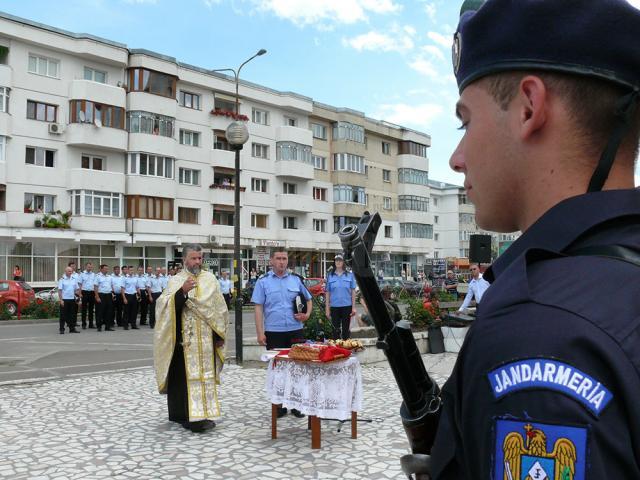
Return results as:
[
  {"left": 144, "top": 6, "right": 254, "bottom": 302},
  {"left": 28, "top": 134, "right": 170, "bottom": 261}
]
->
[{"left": 0, "top": 12, "right": 442, "bottom": 286}]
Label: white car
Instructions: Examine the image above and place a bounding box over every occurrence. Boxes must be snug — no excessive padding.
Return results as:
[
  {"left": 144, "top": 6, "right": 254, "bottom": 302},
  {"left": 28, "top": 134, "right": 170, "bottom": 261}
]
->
[{"left": 35, "top": 287, "right": 58, "bottom": 302}]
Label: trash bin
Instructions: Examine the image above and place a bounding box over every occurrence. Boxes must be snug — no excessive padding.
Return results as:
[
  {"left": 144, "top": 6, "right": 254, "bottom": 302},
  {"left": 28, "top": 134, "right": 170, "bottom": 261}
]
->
[{"left": 428, "top": 325, "right": 445, "bottom": 354}]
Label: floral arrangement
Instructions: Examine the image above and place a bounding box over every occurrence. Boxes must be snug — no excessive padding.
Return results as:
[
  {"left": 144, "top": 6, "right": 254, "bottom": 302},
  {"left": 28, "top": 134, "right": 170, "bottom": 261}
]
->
[{"left": 210, "top": 108, "right": 249, "bottom": 122}]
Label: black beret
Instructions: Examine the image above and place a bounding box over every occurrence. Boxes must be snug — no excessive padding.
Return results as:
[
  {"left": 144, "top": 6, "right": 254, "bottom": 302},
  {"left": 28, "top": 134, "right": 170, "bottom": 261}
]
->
[{"left": 453, "top": 0, "right": 640, "bottom": 92}]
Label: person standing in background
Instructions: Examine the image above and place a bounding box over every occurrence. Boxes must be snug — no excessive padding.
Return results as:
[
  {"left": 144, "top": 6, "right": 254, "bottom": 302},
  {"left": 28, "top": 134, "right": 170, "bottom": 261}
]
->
[{"left": 324, "top": 254, "right": 357, "bottom": 340}]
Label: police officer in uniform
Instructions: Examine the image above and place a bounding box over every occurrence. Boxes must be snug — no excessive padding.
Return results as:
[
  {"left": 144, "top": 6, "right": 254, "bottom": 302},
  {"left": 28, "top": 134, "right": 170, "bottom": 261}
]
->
[
  {"left": 136, "top": 266, "right": 150, "bottom": 326},
  {"left": 122, "top": 266, "right": 139, "bottom": 330},
  {"left": 111, "top": 265, "right": 124, "bottom": 327},
  {"left": 427, "top": 1, "right": 640, "bottom": 478},
  {"left": 79, "top": 262, "right": 96, "bottom": 329},
  {"left": 58, "top": 266, "right": 80, "bottom": 334},
  {"left": 94, "top": 264, "right": 114, "bottom": 332},
  {"left": 147, "top": 267, "right": 163, "bottom": 329}
]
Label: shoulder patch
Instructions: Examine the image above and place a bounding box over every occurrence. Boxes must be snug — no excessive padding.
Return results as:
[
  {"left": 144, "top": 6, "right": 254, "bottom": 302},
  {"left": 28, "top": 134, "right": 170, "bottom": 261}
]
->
[{"left": 488, "top": 358, "right": 612, "bottom": 416}]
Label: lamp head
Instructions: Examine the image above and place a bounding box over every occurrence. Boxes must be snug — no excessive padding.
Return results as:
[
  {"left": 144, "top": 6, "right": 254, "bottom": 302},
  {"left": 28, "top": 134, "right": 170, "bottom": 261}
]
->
[
  {"left": 257, "top": 49, "right": 267, "bottom": 56},
  {"left": 226, "top": 121, "right": 249, "bottom": 147}
]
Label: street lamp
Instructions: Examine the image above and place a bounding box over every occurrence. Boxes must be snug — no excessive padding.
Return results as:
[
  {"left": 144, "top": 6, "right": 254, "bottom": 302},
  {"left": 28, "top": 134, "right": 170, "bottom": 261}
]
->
[{"left": 211, "top": 48, "right": 266, "bottom": 365}]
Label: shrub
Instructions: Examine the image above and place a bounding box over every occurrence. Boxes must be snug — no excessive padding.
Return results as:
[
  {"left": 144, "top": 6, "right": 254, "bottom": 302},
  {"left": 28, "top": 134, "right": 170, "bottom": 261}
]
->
[
  {"left": 404, "top": 298, "right": 439, "bottom": 329},
  {"left": 21, "top": 299, "right": 59, "bottom": 319},
  {"left": 303, "top": 297, "right": 333, "bottom": 341}
]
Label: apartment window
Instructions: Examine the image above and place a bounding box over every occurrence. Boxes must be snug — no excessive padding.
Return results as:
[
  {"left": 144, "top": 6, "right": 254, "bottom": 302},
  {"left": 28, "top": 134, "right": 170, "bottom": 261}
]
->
[
  {"left": 178, "top": 91, "right": 201, "bottom": 110},
  {"left": 283, "top": 182, "right": 297, "bottom": 194},
  {"left": 333, "top": 153, "right": 365, "bottom": 174},
  {"left": 313, "top": 219, "right": 327, "bottom": 232},
  {"left": 70, "top": 100, "right": 124, "bottom": 129},
  {"left": 276, "top": 142, "right": 312, "bottom": 164},
  {"left": 26, "top": 147, "right": 55, "bottom": 168},
  {"left": 333, "top": 185, "right": 366, "bottom": 204},
  {"left": 27, "top": 100, "right": 57, "bottom": 122},
  {"left": 252, "top": 143, "right": 269, "bottom": 159},
  {"left": 178, "top": 207, "right": 199, "bottom": 224},
  {"left": 126, "top": 195, "right": 174, "bottom": 221},
  {"left": 0, "top": 87, "right": 9, "bottom": 113},
  {"left": 251, "top": 178, "right": 268, "bottom": 193},
  {"left": 127, "top": 111, "right": 174, "bottom": 137},
  {"left": 400, "top": 223, "right": 434, "bottom": 239},
  {"left": 399, "top": 195, "right": 429, "bottom": 212},
  {"left": 127, "top": 153, "right": 174, "bottom": 179},
  {"left": 398, "top": 168, "right": 429, "bottom": 186},
  {"left": 311, "top": 123, "right": 327, "bottom": 140},
  {"left": 212, "top": 208, "right": 234, "bottom": 226},
  {"left": 434, "top": 215, "right": 439, "bottom": 224},
  {"left": 313, "top": 187, "right": 327, "bottom": 201},
  {"left": 28, "top": 54, "right": 59, "bottom": 78},
  {"left": 252, "top": 108, "right": 269, "bottom": 125},
  {"left": 398, "top": 140, "right": 428, "bottom": 158},
  {"left": 0, "top": 136, "right": 5, "bottom": 162},
  {"left": 383, "top": 197, "right": 392, "bottom": 210},
  {"left": 384, "top": 226, "right": 392, "bottom": 238},
  {"left": 24, "top": 193, "right": 55, "bottom": 214},
  {"left": 83, "top": 67, "right": 107, "bottom": 83},
  {"left": 284, "top": 116, "right": 297, "bottom": 127},
  {"left": 178, "top": 167, "right": 200, "bottom": 186},
  {"left": 332, "top": 121, "right": 365, "bottom": 143},
  {"left": 433, "top": 198, "right": 439, "bottom": 207},
  {"left": 71, "top": 190, "right": 122, "bottom": 217},
  {"left": 179, "top": 129, "right": 200, "bottom": 147},
  {"left": 81, "top": 155, "right": 104, "bottom": 171},
  {"left": 382, "top": 169, "right": 391, "bottom": 182},
  {"left": 213, "top": 130, "right": 232, "bottom": 151},
  {"left": 251, "top": 213, "right": 268, "bottom": 228},
  {"left": 283, "top": 216, "right": 298, "bottom": 229},
  {"left": 128, "top": 67, "right": 177, "bottom": 98},
  {"left": 458, "top": 193, "right": 469, "bottom": 205},
  {"left": 312, "top": 155, "right": 326, "bottom": 170},
  {"left": 382, "top": 142, "right": 391, "bottom": 155},
  {"left": 459, "top": 213, "right": 475, "bottom": 224},
  {"left": 0, "top": 190, "right": 5, "bottom": 211},
  {"left": 213, "top": 96, "right": 235, "bottom": 112},
  {"left": 333, "top": 216, "right": 360, "bottom": 233},
  {"left": 434, "top": 233, "right": 439, "bottom": 241}
]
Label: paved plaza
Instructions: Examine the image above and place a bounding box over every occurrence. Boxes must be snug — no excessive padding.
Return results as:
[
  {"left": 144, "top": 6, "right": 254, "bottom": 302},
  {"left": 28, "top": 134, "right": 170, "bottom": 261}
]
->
[{"left": 0, "top": 351, "right": 457, "bottom": 480}]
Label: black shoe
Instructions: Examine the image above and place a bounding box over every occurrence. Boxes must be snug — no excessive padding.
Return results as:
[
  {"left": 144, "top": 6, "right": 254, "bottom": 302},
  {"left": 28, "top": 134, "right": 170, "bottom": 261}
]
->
[
  {"left": 277, "top": 407, "right": 287, "bottom": 418},
  {"left": 291, "top": 409, "right": 305, "bottom": 418},
  {"left": 131, "top": 326, "right": 139, "bottom": 330},
  {"left": 70, "top": 329, "right": 81, "bottom": 333},
  {"left": 89, "top": 325, "right": 96, "bottom": 329},
  {"left": 59, "top": 330, "right": 64, "bottom": 335},
  {"left": 105, "top": 328, "right": 114, "bottom": 331},
  {"left": 183, "top": 420, "right": 216, "bottom": 433},
  {"left": 124, "top": 326, "right": 129, "bottom": 330},
  {"left": 82, "top": 325, "right": 87, "bottom": 330},
  {"left": 97, "top": 327, "right": 102, "bottom": 332},
  {"left": 140, "top": 322, "right": 147, "bottom": 325}
]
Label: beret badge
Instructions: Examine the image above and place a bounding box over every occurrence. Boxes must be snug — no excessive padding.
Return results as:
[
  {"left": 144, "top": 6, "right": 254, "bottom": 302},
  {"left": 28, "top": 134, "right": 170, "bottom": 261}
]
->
[{"left": 452, "top": 32, "right": 462, "bottom": 75}]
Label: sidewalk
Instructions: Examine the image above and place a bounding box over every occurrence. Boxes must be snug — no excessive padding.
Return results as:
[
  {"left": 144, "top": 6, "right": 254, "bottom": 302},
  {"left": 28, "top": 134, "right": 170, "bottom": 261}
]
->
[{"left": 0, "top": 353, "right": 457, "bottom": 480}]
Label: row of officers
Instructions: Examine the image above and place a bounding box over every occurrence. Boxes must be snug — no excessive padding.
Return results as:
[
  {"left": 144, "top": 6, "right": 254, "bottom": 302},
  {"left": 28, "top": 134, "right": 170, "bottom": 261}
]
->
[{"left": 57, "top": 262, "right": 175, "bottom": 334}]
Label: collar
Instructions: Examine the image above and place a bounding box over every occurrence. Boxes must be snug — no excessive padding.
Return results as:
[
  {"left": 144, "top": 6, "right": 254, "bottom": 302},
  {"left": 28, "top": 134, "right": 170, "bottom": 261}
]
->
[
  {"left": 268, "top": 270, "right": 290, "bottom": 279},
  {"left": 485, "top": 188, "right": 640, "bottom": 283}
]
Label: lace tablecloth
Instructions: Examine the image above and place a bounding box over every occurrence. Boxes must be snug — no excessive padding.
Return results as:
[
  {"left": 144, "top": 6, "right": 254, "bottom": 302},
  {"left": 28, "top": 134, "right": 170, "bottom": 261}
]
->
[{"left": 265, "top": 356, "right": 363, "bottom": 420}]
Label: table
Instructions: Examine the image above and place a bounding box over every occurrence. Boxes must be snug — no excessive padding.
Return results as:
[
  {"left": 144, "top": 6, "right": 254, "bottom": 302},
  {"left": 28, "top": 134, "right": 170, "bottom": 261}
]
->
[{"left": 265, "top": 355, "right": 363, "bottom": 449}]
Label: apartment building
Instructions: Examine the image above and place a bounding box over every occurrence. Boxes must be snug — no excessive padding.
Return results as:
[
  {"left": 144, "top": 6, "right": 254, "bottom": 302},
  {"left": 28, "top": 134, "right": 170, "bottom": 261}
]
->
[{"left": 0, "top": 12, "right": 435, "bottom": 286}]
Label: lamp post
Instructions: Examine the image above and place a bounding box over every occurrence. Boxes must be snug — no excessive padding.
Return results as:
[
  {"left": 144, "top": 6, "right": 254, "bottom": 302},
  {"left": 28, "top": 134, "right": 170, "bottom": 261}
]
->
[{"left": 211, "top": 49, "right": 266, "bottom": 365}]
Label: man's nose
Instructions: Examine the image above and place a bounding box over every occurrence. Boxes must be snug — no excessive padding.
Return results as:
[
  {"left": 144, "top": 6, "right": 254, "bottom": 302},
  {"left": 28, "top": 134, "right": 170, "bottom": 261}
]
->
[{"left": 449, "top": 138, "right": 465, "bottom": 173}]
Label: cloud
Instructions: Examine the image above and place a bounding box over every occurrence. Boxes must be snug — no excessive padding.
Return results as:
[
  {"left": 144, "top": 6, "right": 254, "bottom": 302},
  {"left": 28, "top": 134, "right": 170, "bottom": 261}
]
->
[
  {"left": 250, "top": 0, "right": 401, "bottom": 27},
  {"left": 203, "top": 0, "right": 222, "bottom": 7},
  {"left": 420, "top": 44, "right": 445, "bottom": 61},
  {"left": 424, "top": 3, "right": 436, "bottom": 21},
  {"left": 343, "top": 25, "right": 416, "bottom": 53},
  {"left": 408, "top": 56, "right": 438, "bottom": 79},
  {"left": 427, "top": 31, "right": 451, "bottom": 49},
  {"left": 372, "top": 102, "right": 444, "bottom": 130}
]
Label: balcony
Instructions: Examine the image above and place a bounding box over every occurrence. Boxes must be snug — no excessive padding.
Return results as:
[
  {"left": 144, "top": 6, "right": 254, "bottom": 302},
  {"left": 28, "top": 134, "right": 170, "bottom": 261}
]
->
[
  {"left": 66, "top": 123, "right": 128, "bottom": 152},
  {"left": 397, "top": 153, "right": 429, "bottom": 171},
  {"left": 274, "top": 160, "right": 314, "bottom": 180},
  {"left": 67, "top": 168, "right": 125, "bottom": 192},
  {"left": 275, "top": 125, "right": 313, "bottom": 146},
  {"left": 128, "top": 132, "right": 176, "bottom": 157},
  {"left": 209, "top": 183, "right": 245, "bottom": 204},
  {"left": 68, "top": 80, "right": 126, "bottom": 108},
  {"left": 127, "top": 91, "right": 177, "bottom": 118},
  {"left": 126, "top": 174, "right": 177, "bottom": 198},
  {"left": 397, "top": 182, "right": 429, "bottom": 196},
  {"left": 398, "top": 210, "right": 432, "bottom": 225},
  {"left": 211, "top": 148, "right": 236, "bottom": 170},
  {"left": 275, "top": 193, "right": 314, "bottom": 213},
  {"left": 0, "top": 64, "right": 11, "bottom": 87},
  {"left": 0, "top": 111, "right": 11, "bottom": 137}
]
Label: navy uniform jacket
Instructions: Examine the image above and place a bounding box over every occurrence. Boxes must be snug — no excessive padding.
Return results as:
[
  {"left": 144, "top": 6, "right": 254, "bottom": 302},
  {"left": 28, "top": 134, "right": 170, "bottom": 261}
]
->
[{"left": 431, "top": 189, "right": 640, "bottom": 480}]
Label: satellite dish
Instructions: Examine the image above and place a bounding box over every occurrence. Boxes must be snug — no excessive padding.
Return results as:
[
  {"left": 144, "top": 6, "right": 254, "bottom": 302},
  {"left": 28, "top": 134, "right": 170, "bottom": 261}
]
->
[
  {"left": 94, "top": 117, "right": 102, "bottom": 128},
  {"left": 78, "top": 110, "right": 86, "bottom": 122}
]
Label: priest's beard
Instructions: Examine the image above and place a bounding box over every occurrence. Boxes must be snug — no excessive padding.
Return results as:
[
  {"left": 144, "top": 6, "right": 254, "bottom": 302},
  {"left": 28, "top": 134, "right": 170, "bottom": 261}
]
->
[{"left": 186, "top": 265, "right": 201, "bottom": 275}]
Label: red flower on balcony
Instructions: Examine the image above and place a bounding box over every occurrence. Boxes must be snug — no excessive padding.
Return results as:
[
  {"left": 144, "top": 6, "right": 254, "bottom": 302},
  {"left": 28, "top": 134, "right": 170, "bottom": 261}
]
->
[{"left": 211, "top": 108, "right": 249, "bottom": 122}]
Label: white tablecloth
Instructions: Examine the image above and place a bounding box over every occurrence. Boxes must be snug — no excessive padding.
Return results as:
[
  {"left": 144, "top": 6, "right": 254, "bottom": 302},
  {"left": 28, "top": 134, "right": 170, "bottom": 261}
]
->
[{"left": 265, "top": 356, "right": 363, "bottom": 420}]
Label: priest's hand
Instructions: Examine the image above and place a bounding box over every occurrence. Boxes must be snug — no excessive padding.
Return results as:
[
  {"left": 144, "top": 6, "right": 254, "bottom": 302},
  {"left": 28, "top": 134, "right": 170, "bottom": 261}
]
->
[{"left": 182, "top": 277, "right": 196, "bottom": 294}]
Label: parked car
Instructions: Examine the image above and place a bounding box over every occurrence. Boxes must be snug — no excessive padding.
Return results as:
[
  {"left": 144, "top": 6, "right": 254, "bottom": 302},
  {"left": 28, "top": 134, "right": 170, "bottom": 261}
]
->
[
  {"left": 0, "top": 280, "right": 36, "bottom": 315},
  {"left": 35, "top": 287, "right": 58, "bottom": 302},
  {"left": 303, "top": 278, "right": 326, "bottom": 297},
  {"left": 377, "top": 278, "right": 423, "bottom": 296}
]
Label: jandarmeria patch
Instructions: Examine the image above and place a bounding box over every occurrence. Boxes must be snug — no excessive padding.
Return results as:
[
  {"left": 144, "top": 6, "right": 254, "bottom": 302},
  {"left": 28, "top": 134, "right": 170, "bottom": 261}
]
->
[{"left": 487, "top": 358, "right": 612, "bottom": 416}]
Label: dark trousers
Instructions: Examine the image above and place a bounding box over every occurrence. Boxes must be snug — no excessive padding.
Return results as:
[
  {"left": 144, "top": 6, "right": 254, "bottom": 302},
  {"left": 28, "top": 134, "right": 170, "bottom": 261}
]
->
[
  {"left": 139, "top": 293, "right": 149, "bottom": 324},
  {"left": 59, "top": 299, "right": 76, "bottom": 332},
  {"left": 81, "top": 290, "right": 95, "bottom": 328},
  {"left": 330, "top": 306, "right": 353, "bottom": 340},
  {"left": 265, "top": 329, "right": 305, "bottom": 350},
  {"left": 73, "top": 299, "right": 79, "bottom": 327},
  {"left": 222, "top": 293, "right": 231, "bottom": 309},
  {"left": 112, "top": 294, "right": 123, "bottom": 326},
  {"left": 96, "top": 293, "right": 113, "bottom": 330},
  {"left": 125, "top": 294, "right": 138, "bottom": 328},
  {"left": 149, "top": 292, "right": 161, "bottom": 328}
]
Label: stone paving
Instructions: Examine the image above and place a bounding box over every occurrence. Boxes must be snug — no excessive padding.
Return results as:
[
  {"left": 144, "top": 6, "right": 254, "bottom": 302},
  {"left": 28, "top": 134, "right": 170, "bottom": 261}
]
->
[{"left": 0, "top": 353, "right": 457, "bottom": 480}]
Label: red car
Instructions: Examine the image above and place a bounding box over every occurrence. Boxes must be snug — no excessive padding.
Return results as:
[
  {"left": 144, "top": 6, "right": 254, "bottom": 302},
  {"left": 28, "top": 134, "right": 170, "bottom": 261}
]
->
[
  {"left": 303, "top": 278, "right": 326, "bottom": 297},
  {"left": 0, "top": 280, "right": 36, "bottom": 315}
]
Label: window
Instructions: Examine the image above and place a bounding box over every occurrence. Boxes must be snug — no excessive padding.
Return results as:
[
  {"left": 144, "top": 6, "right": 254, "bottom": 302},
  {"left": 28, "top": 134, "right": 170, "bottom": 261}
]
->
[
  {"left": 70, "top": 100, "right": 125, "bottom": 129},
  {"left": 179, "top": 129, "right": 200, "bottom": 147},
  {"left": 385, "top": 226, "right": 392, "bottom": 238},
  {"left": 333, "top": 216, "right": 360, "bottom": 233},
  {"left": 212, "top": 208, "right": 234, "bottom": 226},
  {"left": 128, "top": 68, "right": 177, "bottom": 98},
  {"left": 178, "top": 207, "right": 199, "bottom": 224},
  {"left": 459, "top": 213, "right": 475, "bottom": 224},
  {"left": 400, "top": 223, "right": 433, "bottom": 239},
  {"left": 71, "top": 190, "right": 122, "bottom": 217},
  {"left": 284, "top": 116, "right": 297, "bottom": 127},
  {"left": 81, "top": 155, "right": 105, "bottom": 171},
  {"left": 126, "top": 195, "right": 174, "bottom": 220},
  {"left": 312, "top": 155, "right": 326, "bottom": 170},
  {"left": 313, "top": 219, "right": 327, "bottom": 232},
  {"left": 26, "top": 100, "right": 57, "bottom": 122},
  {"left": 178, "top": 91, "right": 201, "bottom": 110},
  {"left": 332, "top": 121, "right": 365, "bottom": 143},
  {"left": 127, "top": 111, "right": 174, "bottom": 137},
  {"left": 383, "top": 197, "right": 392, "bottom": 210},
  {"left": 282, "top": 216, "right": 298, "bottom": 229},
  {"left": 0, "top": 190, "right": 5, "bottom": 211},
  {"left": 398, "top": 168, "right": 429, "bottom": 186},
  {"left": 399, "top": 195, "right": 429, "bottom": 212},
  {"left": 0, "top": 87, "right": 9, "bottom": 113},
  {"left": 433, "top": 198, "right": 439, "bottom": 207},
  {"left": 276, "top": 142, "right": 312, "bottom": 164},
  {"left": 251, "top": 213, "right": 268, "bottom": 228},
  {"left": 0, "top": 136, "right": 5, "bottom": 162},
  {"left": 311, "top": 123, "right": 327, "bottom": 140},
  {"left": 251, "top": 178, "right": 268, "bottom": 193},
  {"left": 283, "top": 182, "right": 297, "bottom": 194},
  {"left": 24, "top": 193, "right": 55, "bottom": 214},
  {"left": 214, "top": 96, "right": 235, "bottom": 112},
  {"left": 434, "top": 215, "right": 439, "bottom": 224},
  {"left": 458, "top": 193, "right": 469, "bottom": 205},
  {"left": 213, "top": 130, "right": 232, "bottom": 151},
  {"left": 382, "top": 142, "right": 391, "bottom": 155},
  {"left": 333, "top": 185, "right": 366, "bottom": 204},
  {"left": 84, "top": 67, "right": 107, "bottom": 83},
  {"left": 28, "top": 54, "right": 59, "bottom": 78},
  {"left": 382, "top": 169, "right": 391, "bottom": 182},
  {"left": 333, "top": 153, "right": 365, "bottom": 174},
  {"left": 26, "top": 147, "right": 55, "bottom": 168},
  {"left": 252, "top": 143, "right": 269, "bottom": 159},
  {"left": 127, "top": 153, "right": 174, "bottom": 179},
  {"left": 252, "top": 108, "right": 269, "bottom": 125},
  {"left": 178, "top": 167, "right": 200, "bottom": 186},
  {"left": 434, "top": 233, "right": 439, "bottom": 241},
  {"left": 398, "top": 140, "right": 428, "bottom": 157},
  {"left": 313, "top": 187, "right": 327, "bottom": 201}
]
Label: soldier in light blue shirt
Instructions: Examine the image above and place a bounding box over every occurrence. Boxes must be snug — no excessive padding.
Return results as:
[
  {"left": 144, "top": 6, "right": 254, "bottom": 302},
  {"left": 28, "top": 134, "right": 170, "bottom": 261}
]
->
[
  {"left": 325, "top": 254, "right": 357, "bottom": 340},
  {"left": 122, "top": 266, "right": 140, "bottom": 330},
  {"left": 136, "top": 266, "right": 151, "bottom": 326},
  {"left": 147, "top": 267, "right": 163, "bottom": 329},
  {"left": 218, "top": 270, "right": 233, "bottom": 309},
  {"left": 94, "top": 264, "right": 114, "bottom": 332},
  {"left": 58, "top": 266, "right": 80, "bottom": 334},
  {"left": 159, "top": 267, "right": 169, "bottom": 290},
  {"left": 79, "top": 263, "right": 96, "bottom": 329},
  {"left": 111, "top": 266, "right": 125, "bottom": 327}
]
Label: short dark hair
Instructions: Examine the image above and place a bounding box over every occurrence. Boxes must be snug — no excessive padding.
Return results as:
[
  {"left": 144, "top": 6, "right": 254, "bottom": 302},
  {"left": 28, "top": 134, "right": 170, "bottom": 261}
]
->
[
  {"left": 270, "top": 247, "right": 287, "bottom": 258},
  {"left": 99, "top": 264, "right": 108, "bottom": 269}
]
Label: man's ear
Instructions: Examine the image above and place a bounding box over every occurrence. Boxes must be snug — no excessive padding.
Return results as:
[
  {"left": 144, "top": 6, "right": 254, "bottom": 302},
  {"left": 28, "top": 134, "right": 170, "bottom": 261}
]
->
[{"left": 517, "top": 75, "right": 549, "bottom": 140}]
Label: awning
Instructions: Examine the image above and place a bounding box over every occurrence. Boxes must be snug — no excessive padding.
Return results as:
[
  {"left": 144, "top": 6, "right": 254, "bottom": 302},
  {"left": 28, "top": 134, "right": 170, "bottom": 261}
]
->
[
  {"left": 213, "top": 204, "right": 235, "bottom": 212},
  {"left": 214, "top": 92, "right": 240, "bottom": 104},
  {"left": 214, "top": 167, "right": 235, "bottom": 175}
]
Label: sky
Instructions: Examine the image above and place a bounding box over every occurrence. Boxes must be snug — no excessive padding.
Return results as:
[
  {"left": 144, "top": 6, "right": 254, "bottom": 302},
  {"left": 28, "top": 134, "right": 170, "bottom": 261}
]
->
[{"left": 2, "top": 0, "right": 639, "bottom": 186}]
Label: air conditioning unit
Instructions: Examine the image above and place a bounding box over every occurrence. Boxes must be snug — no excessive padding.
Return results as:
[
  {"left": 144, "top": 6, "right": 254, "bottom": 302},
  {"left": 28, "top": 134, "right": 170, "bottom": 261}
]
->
[
  {"left": 48, "top": 123, "right": 64, "bottom": 135},
  {"left": 209, "top": 235, "right": 217, "bottom": 243}
]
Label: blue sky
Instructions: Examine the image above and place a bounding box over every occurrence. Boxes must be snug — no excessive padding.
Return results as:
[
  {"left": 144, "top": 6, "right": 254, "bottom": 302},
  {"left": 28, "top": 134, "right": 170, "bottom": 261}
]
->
[{"left": 2, "top": 0, "right": 639, "bottom": 186}]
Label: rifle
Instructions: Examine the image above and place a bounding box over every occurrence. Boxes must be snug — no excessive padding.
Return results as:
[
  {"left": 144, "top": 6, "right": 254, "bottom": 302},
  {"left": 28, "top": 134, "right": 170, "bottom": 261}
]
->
[{"left": 339, "top": 212, "right": 441, "bottom": 480}]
